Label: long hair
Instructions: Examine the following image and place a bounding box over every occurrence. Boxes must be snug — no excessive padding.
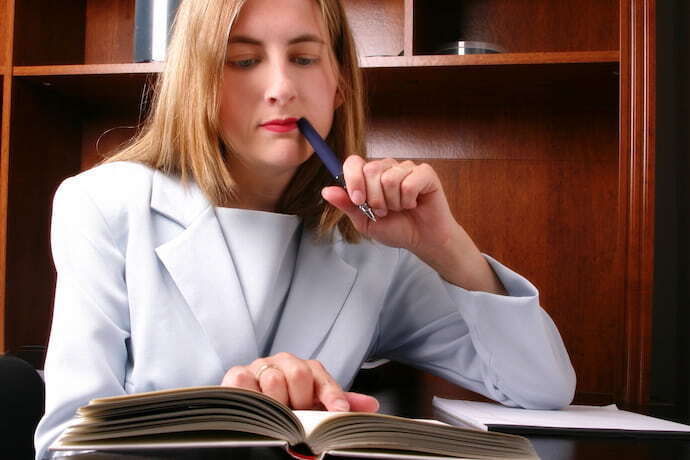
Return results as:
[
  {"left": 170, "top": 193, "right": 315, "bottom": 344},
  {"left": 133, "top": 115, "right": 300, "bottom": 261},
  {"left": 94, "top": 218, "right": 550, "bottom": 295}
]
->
[{"left": 107, "top": 0, "right": 366, "bottom": 242}]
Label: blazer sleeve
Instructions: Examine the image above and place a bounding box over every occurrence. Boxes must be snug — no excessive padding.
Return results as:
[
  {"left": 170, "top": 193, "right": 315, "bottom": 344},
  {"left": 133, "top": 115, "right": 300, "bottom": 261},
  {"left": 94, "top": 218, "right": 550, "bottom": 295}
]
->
[
  {"left": 372, "top": 249, "right": 576, "bottom": 410},
  {"left": 34, "top": 178, "right": 130, "bottom": 459}
]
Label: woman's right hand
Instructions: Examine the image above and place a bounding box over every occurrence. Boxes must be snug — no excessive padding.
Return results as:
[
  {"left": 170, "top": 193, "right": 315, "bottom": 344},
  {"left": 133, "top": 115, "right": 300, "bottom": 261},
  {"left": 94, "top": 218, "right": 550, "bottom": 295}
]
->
[{"left": 220, "top": 352, "right": 379, "bottom": 413}]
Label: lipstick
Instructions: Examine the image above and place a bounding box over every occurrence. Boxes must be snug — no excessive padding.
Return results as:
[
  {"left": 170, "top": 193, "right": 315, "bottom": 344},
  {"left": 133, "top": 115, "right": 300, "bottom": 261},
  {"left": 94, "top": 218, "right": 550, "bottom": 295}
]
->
[{"left": 261, "top": 118, "right": 298, "bottom": 133}]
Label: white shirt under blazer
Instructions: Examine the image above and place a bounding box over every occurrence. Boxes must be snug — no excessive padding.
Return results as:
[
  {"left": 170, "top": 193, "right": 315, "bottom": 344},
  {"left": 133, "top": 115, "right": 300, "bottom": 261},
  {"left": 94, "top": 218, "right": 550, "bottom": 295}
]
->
[{"left": 34, "top": 161, "right": 576, "bottom": 458}]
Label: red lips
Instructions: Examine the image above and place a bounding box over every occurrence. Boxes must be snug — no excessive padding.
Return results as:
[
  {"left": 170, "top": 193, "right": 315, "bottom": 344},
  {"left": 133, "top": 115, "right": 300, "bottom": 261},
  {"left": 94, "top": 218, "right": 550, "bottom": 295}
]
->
[{"left": 261, "top": 117, "right": 298, "bottom": 133}]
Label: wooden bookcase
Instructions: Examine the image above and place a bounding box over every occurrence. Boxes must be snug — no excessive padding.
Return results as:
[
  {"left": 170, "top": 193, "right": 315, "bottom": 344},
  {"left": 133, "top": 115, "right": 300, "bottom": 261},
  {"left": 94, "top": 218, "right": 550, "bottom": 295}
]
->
[{"left": 0, "top": 0, "right": 655, "bottom": 412}]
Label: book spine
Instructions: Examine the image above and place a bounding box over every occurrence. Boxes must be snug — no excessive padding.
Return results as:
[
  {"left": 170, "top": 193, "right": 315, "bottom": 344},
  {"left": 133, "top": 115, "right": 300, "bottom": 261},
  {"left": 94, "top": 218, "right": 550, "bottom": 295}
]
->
[{"left": 285, "top": 446, "right": 317, "bottom": 460}]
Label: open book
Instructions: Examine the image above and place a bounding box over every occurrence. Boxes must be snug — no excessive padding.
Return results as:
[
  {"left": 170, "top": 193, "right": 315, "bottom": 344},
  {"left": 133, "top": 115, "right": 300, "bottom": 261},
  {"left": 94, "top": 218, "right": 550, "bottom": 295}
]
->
[{"left": 51, "top": 386, "right": 538, "bottom": 459}]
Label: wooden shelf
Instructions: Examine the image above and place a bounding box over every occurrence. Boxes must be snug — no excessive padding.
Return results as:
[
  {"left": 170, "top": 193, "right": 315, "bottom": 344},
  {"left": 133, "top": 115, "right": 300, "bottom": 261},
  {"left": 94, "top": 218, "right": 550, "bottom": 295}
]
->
[
  {"left": 362, "top": 50, "right": 619, "bottom": 68},
  {"left": 12, "top": 50, "right": 618, "bottom": 77},
  {"left": 13, "top": 58, "right": 619, "bottom": 120},
  {"left": 13, "top": 63, "right": 164, "bottom": 77}
]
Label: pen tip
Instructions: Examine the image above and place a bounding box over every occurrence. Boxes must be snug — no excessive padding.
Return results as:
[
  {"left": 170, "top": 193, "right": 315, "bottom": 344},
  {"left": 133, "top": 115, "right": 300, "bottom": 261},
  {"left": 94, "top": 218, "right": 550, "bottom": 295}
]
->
[{"left": 360, "top": 205, "right": 377, "bottom": 222}]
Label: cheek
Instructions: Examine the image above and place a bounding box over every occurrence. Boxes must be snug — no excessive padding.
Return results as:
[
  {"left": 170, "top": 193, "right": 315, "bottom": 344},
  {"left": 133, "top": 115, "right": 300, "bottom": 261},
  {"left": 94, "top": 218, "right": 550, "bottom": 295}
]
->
[
  {"left": 219, "top": 75, "right": 252, "bottom": 137},
  {"left": 302, "top": 69, "right": 339, "bottom": 128}
]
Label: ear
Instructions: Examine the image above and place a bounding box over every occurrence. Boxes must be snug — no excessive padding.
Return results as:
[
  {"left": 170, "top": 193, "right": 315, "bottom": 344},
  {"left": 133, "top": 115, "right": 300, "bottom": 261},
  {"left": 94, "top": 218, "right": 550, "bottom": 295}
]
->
[{"left": 334, "top": 87, "right": 344, "bottom": 109}]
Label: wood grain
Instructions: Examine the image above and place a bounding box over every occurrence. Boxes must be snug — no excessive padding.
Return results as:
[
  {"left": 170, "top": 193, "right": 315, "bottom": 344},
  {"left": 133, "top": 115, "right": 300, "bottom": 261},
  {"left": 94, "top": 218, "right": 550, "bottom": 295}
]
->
[
  {"left": 362, "top": 51, "right": 619, "bottom": 68},
  {"left": 343, "top": 0, "right": 404, "bottom": 58},
  {"left": 412, "top": 0, "right": 619, "bottom": 54},
  {"left": 85, "top": 0, "right": 135, "bottom": 64},
  {"left": 0, "top": 0, "right": 7, "bottom": 68},
  {"left": 0, "top": 74, "right": 5, "bottom": 351},
  {"left": 0, "top": 0, "right": 14, "bottom": 353},
  {"left": 618, "top": 0, "right": 656, "bottom": 412}
]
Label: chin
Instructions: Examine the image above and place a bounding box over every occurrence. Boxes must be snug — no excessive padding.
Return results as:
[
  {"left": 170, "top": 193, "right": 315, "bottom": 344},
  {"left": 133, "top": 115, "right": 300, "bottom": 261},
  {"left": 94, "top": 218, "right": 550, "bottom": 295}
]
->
[{"left": 260, "top": 151, "right": 312, "bottom": 173}]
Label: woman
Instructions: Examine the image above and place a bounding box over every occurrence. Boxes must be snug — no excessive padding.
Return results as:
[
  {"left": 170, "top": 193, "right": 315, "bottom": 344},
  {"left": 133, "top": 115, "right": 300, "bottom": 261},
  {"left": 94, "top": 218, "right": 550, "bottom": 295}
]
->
[{"left": 34, "top": 0, "right": 576, "bottom": 457}]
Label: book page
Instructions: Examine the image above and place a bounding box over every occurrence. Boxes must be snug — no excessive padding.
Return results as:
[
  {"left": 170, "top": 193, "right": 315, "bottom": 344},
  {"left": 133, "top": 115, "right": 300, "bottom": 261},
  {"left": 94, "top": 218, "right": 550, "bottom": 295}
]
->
[
  {"left": 294, "top": 410, "right": 348, "bottom": 437},
  {"left": 433, "top": 398, "right": 690, "bottom": 433}
]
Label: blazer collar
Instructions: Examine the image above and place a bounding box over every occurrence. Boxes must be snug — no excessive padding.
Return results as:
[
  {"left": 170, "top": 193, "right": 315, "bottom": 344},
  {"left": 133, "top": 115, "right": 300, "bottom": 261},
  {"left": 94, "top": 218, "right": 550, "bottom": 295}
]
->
[
  {"left": 150, "top": 169, "right": 209, "bottom": 227},
  {"left": 150, "top": 169, "right": 358, "bottom": 368},
  {"left": 151, "top": 170, "right": 258, "bottom": 371},
  {"left": 269, "top": 231, "right": 357, "bottom": 359}
]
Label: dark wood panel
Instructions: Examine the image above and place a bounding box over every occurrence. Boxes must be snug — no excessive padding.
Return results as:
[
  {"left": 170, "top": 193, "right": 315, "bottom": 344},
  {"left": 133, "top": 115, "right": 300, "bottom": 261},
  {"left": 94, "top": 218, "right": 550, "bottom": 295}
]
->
[
  {"left": 365, "top": 71, "right": 618, "bottom": 163},
  {"left": 12, "top": 0, "right": 85, "bottom": 66},
  {"left": 413, "top": 0, "right": 619, "bottom": 54},
  {"left": 81, "top": 111, "right": 141, "bottom": 170},
  {"left": 5, "top": 79, "right": 82, "bottom": 352},
  {"left": 85, "top": 0, "right": 135, "bottom": 64},
  {"left": 343, "top": 0, "right": 404, "bottom": 58},
  {"left": 618, "top": 0, "right": 656, "bottom": 411},
  {"left": 0, "top": 75, "right": 5, "bottom": 351},
  {"left": 364, "top": 61, "right": 619, "bottom": 115},
  {"left": 417, "top": 158, "right": 624, "bottom": 401},
  {"left": 15, "top": 73, "right": 157, "bottom": 114}
]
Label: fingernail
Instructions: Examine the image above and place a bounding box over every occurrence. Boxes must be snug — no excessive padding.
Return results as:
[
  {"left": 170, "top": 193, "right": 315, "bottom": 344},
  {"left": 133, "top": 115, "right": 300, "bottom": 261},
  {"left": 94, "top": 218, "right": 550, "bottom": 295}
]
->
[
  {"left": 374, "top": 208, "right": 387, "bottom": 218},
  {"left": 351, "top": 190, "right": 364, "bottom": 205},
  {"left": 333, "top": 399, "right": 350, "bottom": 412}
]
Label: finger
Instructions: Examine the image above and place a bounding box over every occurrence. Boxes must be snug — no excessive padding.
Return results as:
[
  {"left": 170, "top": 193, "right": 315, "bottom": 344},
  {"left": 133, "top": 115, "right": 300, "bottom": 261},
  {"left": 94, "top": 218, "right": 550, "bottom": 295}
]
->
[
  {"left": 342, "top": 155, "right": 367, "bottom": 205},
  {"left": 251, "top": 361, "right": 290, "bottom": 406},
  {"left": 380, "top": 164, "right": 414, "bottom": 212},
  {"left": 400, "top": 163, "right": 438, "bottom": 210},
  {"left": 362, "top": 158, "right": 398, "bottom": 217},
  {"left": 221, "top": 366, "right": 260, "bottom": 392},
  {"left": 321, "top": 187, "right": 369, "bottom": 233},
  {"left": 344, "top": 392, "right": 380, "bottom": 413},
  {"left": 306, "top": 360, "right": 350, "bottom": 412},
  {"left": 273, "top": 353, "right": 314, "bottom": 410}
]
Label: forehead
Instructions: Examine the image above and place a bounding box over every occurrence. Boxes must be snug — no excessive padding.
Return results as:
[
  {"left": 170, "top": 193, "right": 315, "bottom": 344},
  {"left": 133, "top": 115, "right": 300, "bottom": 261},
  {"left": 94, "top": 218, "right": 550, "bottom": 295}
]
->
[{"left": 231, "top": 0, "right": 328, "bottom": 41}]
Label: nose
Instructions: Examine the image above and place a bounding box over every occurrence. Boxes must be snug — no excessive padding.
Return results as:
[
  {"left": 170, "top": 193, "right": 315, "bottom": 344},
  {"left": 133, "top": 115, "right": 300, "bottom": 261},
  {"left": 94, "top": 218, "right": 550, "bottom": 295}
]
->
[{"left": 264, "top": 62, "right": 297, "bottom": 107}]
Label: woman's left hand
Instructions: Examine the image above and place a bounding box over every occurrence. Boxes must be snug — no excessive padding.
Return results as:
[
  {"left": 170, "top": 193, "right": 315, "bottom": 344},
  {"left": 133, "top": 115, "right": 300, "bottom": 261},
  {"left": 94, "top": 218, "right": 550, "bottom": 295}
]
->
[{"left": 322, "top": 156, "right": 506, "bottom": 294}]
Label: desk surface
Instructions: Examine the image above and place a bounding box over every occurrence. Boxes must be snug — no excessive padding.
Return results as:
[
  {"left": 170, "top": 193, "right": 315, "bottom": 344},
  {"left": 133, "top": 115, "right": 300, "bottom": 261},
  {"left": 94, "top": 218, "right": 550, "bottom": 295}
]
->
[
  {"left": 49, "top": 435, "right": 690, "bottom": 460},
  {"left": 48, "top": 363, "right": 690, "bottom": 460}
]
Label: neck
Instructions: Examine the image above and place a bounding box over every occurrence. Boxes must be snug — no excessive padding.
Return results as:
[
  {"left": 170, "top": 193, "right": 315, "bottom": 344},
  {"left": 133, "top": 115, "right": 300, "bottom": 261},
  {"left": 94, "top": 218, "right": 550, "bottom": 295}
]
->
[{"left": 228, "top": 161, "right": 296, "bottom": 212}]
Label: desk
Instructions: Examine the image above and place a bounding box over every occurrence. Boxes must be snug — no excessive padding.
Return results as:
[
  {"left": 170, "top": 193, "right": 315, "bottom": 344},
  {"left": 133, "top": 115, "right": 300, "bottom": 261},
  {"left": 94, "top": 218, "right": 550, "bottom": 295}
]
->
[
  {"left": 48, "top": 435, "right": 690, "bottom": 460},
  {"left": 48, "top": 364, "right": 690, "bottom": 460}
]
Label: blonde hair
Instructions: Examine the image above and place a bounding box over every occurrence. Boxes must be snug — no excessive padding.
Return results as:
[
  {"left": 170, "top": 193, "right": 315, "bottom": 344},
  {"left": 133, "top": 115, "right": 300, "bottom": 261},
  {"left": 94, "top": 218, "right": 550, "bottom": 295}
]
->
[{"left": 107, "top": 0, "right": 365, "bottom": 242}]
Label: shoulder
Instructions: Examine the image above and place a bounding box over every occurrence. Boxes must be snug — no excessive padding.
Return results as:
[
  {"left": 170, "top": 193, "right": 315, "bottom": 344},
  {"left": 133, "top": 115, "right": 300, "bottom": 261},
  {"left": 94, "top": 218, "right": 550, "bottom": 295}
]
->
[
  {"left": 60, "top": 161, "right": 155, "bottom": 204},
  {"left": 51, "top": 162, "right": 158, "bottom": 245}
]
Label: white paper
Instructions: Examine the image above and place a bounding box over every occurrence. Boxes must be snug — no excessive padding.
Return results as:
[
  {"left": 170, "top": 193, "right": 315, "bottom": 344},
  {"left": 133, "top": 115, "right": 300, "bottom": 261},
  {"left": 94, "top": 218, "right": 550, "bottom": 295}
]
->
[{"left": 432, "top": 398, "right": 690, "bottom": 433}]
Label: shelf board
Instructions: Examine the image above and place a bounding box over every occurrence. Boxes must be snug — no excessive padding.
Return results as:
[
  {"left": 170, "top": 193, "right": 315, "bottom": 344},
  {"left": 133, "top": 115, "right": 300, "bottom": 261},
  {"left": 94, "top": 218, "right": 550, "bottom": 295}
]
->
[
  {"left": 13, "top": 62, "right": 164, "bottom": 76},
  {"left": 11, "top": 50, "right": 618, "bottom": 77},
  {"left": 361, "top": 50, "right": 619, "bottom": 68},
  {"left": 11, "top": 50, "right": 619, "bottom": 115}
]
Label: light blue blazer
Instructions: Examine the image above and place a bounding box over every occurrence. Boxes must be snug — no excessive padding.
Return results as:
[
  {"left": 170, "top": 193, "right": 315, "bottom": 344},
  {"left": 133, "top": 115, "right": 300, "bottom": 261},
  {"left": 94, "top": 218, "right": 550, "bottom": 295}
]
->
[{"left": 35, "top": 161, "right": 576, "bottom": 458}]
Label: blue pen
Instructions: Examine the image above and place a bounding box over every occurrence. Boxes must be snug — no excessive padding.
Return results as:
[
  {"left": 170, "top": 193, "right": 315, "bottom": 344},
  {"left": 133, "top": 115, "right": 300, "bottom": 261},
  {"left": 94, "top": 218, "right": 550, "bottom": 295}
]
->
[{"left": 297, "top": 117, "right": 377, "bottom": 222}]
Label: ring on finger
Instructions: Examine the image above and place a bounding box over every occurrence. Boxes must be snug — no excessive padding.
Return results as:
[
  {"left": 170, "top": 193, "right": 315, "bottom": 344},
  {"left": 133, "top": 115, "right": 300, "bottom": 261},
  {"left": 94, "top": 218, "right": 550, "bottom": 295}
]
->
[{"left": 255, "top": 363, "right": 279, "bottom": 381}]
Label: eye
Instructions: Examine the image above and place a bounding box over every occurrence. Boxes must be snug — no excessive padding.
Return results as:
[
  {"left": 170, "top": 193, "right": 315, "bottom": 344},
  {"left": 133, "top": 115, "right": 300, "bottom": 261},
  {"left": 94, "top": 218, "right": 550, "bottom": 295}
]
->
[
  {"left": 293, "top": 56, "right": 320, "bottom": 66},
  {"left": 229, "top": 58, "right": 259, "bottom": 69}
]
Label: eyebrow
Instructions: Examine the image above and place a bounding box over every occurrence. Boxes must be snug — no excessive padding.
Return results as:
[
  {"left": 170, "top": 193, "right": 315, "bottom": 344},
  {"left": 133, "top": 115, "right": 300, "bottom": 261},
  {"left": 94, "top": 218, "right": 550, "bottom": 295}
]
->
[{"left": 227, "top": 33, "right": 325, "bottom": 46}]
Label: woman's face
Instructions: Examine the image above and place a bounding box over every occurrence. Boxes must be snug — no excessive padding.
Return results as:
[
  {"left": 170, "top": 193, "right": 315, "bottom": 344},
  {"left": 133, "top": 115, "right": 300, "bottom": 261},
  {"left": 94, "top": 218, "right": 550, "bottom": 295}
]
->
[{"left": 220, "top": 0, "right": 340, "bottom": 181}]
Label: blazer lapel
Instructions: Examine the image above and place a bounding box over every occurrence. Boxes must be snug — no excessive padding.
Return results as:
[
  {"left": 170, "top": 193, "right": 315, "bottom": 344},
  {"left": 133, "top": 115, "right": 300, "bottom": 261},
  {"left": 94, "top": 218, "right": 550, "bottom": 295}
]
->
[
  {"left": 151, "top": 171, "right": 258, "bottom": 370},
  {"left": 270, "top": 232, "right": 357, "bottom": 359}
]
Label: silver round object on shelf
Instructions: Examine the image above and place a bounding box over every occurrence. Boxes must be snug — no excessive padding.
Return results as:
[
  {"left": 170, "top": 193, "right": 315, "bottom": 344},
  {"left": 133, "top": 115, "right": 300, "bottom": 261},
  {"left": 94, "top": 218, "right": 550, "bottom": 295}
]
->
[{"left": 433, "top": 41, "right": 505, "bottom": 55}]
